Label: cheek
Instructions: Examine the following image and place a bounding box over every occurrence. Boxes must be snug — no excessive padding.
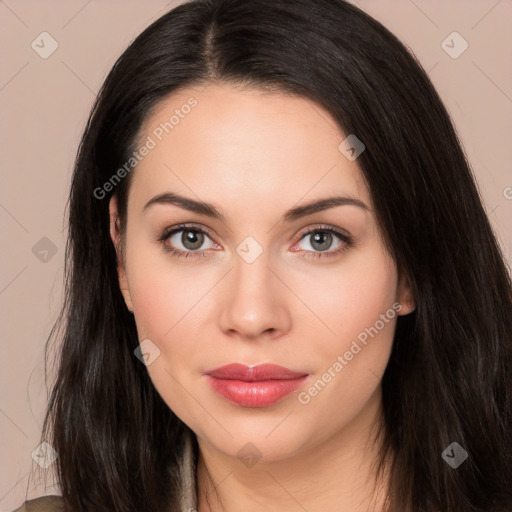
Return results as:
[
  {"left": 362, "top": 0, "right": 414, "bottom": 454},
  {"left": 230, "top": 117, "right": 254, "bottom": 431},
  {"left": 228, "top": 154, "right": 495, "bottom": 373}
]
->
[
  {"left": 292, "top": 246, "right": 399, "bottom": 424},
  {"left": 125, "top": 239, "right": 220, "bottom": 364},
  {"left": 126, "top": 236, "right": 214, "bottom": 340},
  {"left": 126, "top": 248, "right": 213, "bottom": 426},
  {"left": 293, "top": 244, "right": 399, "bottom": 351}
]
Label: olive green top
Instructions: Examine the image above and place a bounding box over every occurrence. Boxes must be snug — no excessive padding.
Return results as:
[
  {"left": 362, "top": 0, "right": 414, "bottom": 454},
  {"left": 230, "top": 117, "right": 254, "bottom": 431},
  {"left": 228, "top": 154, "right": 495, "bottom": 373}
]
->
[
  {"left": 12, "top": 496, "right": 65, "bottom": 512},
  {"left": 12, "top": 429, "right": 198, "bottom": 511}
]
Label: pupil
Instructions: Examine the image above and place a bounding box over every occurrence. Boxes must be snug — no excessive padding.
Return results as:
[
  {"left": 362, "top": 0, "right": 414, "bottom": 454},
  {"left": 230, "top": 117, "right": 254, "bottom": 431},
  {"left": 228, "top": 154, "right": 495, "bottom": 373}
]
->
[
  {"left": 312, "top": 231, "right": 332, "bottom": 251},
  {"left": 182, "top": 230, "right": 203, "bottom": 250}
]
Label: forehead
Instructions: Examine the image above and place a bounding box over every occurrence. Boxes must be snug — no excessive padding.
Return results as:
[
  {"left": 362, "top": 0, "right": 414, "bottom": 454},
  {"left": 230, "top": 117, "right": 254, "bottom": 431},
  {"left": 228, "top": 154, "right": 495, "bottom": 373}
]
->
[{"left": 129, "top": 84, "right": 370, "bottom": 216}]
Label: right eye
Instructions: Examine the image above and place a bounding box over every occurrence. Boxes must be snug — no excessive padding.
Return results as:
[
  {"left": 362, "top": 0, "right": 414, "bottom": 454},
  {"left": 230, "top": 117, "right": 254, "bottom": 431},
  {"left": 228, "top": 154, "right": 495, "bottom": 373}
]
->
[{"left": 158, "top": 224, "right": 219, "bottom": 259}]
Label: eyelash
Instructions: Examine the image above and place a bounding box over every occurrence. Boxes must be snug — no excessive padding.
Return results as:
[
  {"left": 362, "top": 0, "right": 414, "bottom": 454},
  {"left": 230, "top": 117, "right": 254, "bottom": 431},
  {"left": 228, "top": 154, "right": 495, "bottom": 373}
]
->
[{"left": 157, "top": 223, "right": 354, "bottom": 260}]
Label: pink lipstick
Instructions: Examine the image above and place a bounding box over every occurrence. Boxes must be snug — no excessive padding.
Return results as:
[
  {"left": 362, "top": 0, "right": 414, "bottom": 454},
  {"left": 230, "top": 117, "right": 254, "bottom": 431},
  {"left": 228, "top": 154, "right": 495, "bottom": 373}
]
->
[{"left": 205, "top": 363, "right": 309, "bottom": 407}]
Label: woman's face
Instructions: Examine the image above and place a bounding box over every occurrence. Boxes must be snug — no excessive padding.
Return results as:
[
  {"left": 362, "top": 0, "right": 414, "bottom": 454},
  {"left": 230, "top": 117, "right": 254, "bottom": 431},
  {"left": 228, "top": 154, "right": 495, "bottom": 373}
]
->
[{"left": 109, "top": 83, "right": 414, "bottom": 462}]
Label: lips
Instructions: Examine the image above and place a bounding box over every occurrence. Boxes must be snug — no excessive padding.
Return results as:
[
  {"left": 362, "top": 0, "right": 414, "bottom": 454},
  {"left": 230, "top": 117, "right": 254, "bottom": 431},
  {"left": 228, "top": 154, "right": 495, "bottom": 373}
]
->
[
  {"left": 206, "top": 363, "right": 307, "bottom": 381},
  {"left": 205, "top": 363, "right": 309, "bottom": 407}
]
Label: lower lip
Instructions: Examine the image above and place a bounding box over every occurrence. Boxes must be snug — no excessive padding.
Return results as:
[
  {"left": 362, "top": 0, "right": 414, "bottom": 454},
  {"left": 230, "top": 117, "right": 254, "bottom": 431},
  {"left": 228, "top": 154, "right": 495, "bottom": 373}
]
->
[{"left": 206, "top": 375, "right": 309, "bottom": 407}]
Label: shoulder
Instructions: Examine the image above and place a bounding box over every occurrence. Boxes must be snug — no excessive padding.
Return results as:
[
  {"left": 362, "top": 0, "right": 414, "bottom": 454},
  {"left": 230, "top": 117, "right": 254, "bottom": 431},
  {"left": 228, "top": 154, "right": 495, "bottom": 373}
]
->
[{"left": 11, "top": 495, "right": 65, "bottom": 512}]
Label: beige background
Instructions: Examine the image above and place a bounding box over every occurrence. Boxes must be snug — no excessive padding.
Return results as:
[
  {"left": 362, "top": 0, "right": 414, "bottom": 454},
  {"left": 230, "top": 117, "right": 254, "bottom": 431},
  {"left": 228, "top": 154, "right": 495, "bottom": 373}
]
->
[{"left": 1, "top": 0, "right": 510, "bottom": 509}]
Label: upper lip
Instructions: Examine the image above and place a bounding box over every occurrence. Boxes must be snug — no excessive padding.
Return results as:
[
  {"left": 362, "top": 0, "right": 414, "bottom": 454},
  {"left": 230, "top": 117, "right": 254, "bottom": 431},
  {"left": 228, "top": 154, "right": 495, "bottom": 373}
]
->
[{"left": 205, "top": 363, "right": 307, "bottom": 381}]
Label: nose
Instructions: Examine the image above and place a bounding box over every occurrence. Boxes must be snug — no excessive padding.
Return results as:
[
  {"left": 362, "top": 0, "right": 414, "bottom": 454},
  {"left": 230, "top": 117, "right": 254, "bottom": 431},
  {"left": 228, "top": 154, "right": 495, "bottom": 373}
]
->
[{"left": 218, "top": 251, "right": 292, "bottom": 341}]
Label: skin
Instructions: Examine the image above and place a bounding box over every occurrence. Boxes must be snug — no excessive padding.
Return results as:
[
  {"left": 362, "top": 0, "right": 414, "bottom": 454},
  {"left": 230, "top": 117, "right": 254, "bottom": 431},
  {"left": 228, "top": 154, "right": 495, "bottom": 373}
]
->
[{"left": 109, "top": 83, "right": 415, "bottom": 512}]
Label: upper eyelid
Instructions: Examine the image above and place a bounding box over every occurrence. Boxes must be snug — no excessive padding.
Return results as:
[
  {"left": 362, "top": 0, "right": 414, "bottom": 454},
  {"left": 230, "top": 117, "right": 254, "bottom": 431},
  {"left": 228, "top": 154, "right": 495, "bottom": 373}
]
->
[
  {"left": 163, "top": 222, "right": 214, "bottom": 237},
  {"left": 295, "top": 224, "right": 349, "bottom": 239}
]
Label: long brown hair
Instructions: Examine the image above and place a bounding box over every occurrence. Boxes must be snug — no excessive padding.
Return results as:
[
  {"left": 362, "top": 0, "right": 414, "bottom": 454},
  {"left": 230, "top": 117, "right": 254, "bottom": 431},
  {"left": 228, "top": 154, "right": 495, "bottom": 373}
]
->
[{"left": 40, "top": 0, "right": 512, "bottom": 510}]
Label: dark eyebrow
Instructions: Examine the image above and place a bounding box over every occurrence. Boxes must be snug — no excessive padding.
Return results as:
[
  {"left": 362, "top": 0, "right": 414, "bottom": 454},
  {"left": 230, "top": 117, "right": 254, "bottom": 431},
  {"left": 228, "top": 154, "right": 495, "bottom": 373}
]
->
[
  {"left": 143, "top": 192, "right": 368, "bottom": 222},
  {"left": 143, "top": 192, "right": 224, "bottom": 220},
  {"left": 280, "top": 196, "right": 368, "bottom": 223}
]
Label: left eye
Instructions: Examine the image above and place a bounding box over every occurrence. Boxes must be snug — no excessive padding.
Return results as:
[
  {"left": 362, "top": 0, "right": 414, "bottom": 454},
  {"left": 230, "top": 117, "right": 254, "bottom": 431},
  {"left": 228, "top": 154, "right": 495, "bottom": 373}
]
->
[{"left": 295, "top": 228, "right": 345, "bottom": 253}]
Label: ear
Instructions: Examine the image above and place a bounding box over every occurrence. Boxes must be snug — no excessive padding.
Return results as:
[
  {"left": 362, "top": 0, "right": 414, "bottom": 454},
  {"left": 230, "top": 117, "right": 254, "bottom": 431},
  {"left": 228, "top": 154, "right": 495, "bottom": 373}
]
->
[
  {"left": 109, "top": 195, "right": 134, "bottom": 313},
  {"left": 396, "top": 271, "right": 416, "bottom": 315}
]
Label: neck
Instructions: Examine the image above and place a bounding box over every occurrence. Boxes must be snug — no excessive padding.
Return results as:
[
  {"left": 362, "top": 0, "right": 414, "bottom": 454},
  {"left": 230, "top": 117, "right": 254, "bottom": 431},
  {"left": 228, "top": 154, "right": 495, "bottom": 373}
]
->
[{"left": 196, "top": 387, "right": 391, "bottom": 512}]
